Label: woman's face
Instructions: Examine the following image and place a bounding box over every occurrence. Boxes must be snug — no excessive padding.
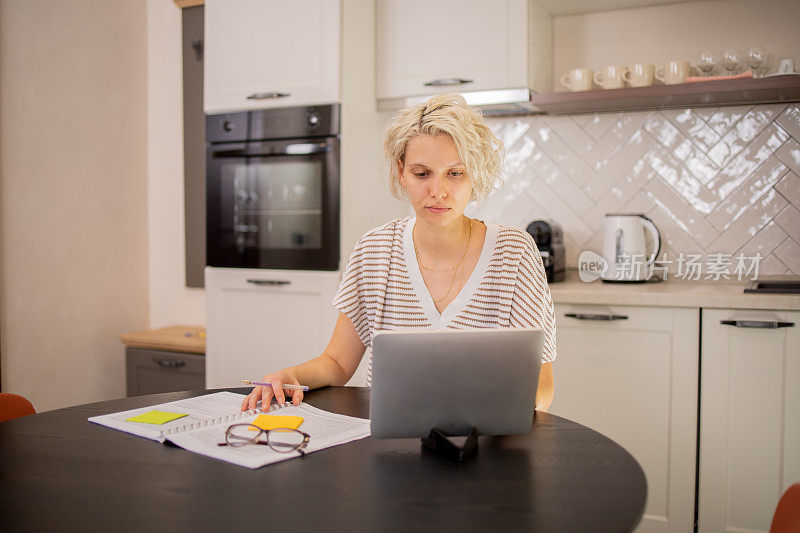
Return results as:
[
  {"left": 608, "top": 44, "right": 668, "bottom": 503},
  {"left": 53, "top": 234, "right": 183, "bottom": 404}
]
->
[{"left": 398, "top": 134, "right": 473, "bottom": 228}]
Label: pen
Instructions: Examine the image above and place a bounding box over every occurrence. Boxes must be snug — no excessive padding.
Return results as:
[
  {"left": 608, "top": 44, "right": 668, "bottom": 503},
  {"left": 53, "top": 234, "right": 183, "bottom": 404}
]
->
[{"left": 240, "top": 379, "right": 309, "bottom": 391}]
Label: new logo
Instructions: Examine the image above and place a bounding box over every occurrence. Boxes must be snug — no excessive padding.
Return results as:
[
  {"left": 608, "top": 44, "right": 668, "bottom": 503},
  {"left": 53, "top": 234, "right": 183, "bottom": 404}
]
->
[{"left": 578, "top": 250, "right": 607, "bottom": 282}]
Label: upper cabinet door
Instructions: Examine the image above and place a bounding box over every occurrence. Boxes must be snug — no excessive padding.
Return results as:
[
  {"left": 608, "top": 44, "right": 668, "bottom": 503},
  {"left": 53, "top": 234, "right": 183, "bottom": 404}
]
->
[
  {"left": 376, "top": 0, "right": 528, "bottom": 100},
  {"left": 204, "top": 0, "right": 340, "bottom": 114}
]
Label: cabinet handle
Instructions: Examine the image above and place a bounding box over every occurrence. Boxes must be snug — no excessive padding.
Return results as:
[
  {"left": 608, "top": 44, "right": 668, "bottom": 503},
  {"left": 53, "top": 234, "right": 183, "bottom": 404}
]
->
[
  {"left": 191, "top": 38, "right": 203, "bottom": 61},
  {"left": 720, "top": 320, "right": 795, "bottom": 329},
  {"left": 246, "top": 91, "right": 290, "bottom": 100},
  {"left": 153, "top": 358, "right": 186, "bottom": 368},
  {"left": 247, "top": 279, "right": 291, "bottom": 286},
  {"left": 564, "top": 313, "right": 629, "bottom": 321},
  {"left": 423, "top": 78, "right": 474, "bottom": 87}
]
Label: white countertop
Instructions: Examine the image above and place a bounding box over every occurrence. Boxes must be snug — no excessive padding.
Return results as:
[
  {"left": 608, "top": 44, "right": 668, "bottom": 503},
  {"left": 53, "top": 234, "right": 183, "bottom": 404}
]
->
[{"left": 549, "top": 274, "right": 800, "bottom": 310}]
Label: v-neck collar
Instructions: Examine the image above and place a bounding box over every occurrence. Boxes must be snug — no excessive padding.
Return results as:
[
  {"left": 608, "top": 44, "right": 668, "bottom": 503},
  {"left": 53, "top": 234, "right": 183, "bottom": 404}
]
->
[{"left": 402, "top": 217, "right": 498, "bottom": 329}]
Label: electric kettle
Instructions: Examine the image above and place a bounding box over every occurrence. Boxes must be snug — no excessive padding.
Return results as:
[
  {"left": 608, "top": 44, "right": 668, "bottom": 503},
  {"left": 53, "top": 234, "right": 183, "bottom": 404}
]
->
[{"left": 602, "top": 213, "right": 661, "bottom": 282}]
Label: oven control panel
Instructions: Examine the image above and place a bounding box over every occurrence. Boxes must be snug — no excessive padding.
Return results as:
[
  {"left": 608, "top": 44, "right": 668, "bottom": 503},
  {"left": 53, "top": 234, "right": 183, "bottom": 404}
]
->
[{"left": 206, "top": 104, "right": 340, "bottom": 143}]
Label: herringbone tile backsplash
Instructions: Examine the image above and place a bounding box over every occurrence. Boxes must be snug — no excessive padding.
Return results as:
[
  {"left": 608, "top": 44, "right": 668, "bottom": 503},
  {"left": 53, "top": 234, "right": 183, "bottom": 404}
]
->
[{"left": 470, "top": 103, "right": 800, "bottom": 276}]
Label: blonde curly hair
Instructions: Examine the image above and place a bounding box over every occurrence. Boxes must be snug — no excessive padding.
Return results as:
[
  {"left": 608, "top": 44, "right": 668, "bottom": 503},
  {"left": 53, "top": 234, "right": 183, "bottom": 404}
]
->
[{"left": 383, "top": 93, "right": 505, "bottom": 203}]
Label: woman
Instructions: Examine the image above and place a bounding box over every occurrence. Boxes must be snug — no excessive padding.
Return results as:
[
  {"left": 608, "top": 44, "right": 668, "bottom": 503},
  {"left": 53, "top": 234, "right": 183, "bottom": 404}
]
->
[{"left": 241, "top": 94, "right": 556, "bottom": 413}]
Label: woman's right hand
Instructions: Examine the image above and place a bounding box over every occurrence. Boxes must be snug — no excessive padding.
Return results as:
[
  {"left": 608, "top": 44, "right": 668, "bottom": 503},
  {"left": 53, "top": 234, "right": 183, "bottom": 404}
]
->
[{"left": 240, "top": 370, "right": 304, "bottom": 411}]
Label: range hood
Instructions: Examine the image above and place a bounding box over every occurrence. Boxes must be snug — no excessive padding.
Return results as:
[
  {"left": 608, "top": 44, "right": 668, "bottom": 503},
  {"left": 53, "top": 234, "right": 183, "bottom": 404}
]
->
[{"left": 376, "top": 88, "right": 541, "bottom": 116}]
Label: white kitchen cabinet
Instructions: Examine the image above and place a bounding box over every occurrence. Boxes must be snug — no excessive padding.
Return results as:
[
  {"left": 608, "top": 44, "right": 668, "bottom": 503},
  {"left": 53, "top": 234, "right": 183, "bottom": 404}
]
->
[
  {"left": 204, "top": 0, "right": 340, "bottom": 114},
  {"left": 550, "top": 304, "right": 699, "bottom": 533},
  {"left": 376, "top": 0, "right": 551, "bottom": 109},
  {"left": 698, "top": 309, "right": 800, "bottom": 533},
  {"left": 205, "top": 267, "right": 346, "bottom": 388}
]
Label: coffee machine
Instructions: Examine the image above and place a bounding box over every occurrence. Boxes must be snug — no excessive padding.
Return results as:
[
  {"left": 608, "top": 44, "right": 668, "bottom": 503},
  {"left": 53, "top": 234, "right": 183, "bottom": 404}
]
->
[{"left": 526, "top": 220, "right": 565, "bottom": 283}]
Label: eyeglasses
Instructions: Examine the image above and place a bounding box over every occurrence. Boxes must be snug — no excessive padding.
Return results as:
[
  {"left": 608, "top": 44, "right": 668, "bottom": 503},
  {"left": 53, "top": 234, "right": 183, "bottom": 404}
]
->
[{"left": 217, "top": 424, "right": 310, "bottom": 455}]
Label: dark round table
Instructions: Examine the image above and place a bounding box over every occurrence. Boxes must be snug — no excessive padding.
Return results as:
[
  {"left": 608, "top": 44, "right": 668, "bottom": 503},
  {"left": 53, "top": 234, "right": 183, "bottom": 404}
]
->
[{"left": 0, "top": 387, "right": 646, "bottom": 532}]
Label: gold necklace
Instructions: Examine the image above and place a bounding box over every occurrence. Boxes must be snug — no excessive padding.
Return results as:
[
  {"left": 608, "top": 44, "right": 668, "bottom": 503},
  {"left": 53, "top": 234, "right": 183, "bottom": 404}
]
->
[
  {"left": 414, "top": 219, "right": 473, "bottom": 272},
  {"left": 431, "top": 260, "right": 468, "bottom": 304},
  {"left": 413, "top": 219, "right": 473, "bottom": 303}
]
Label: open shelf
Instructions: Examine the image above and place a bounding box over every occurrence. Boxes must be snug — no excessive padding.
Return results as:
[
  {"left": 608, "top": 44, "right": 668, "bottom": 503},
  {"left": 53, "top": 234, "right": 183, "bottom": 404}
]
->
[{"left": 532, "top": 75, "right": 800, "bottom": 115}]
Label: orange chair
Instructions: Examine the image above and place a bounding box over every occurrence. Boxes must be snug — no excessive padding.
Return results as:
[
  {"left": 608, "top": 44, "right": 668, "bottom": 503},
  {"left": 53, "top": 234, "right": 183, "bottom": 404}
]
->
[
  {"left": 771, "top": 483, "right": 800, "bottom": 533},
  {"left": 0, "top": 393, "right": 36, "bottom": 422}
]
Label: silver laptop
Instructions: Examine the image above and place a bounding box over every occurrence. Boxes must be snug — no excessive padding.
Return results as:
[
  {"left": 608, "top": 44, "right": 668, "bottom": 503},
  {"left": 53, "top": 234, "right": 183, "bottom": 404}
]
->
[{"left": 370, "top": 328, "right": 543, "bottom": 438}]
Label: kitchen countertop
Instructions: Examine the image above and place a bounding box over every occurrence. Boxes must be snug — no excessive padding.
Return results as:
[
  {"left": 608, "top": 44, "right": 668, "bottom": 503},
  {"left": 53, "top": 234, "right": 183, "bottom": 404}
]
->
[
  {"left": 549, "top": 274, "right": 800, "bottom": 310},
  {"left": 119, "top": 325, "right": 206, "bottom": 354}
]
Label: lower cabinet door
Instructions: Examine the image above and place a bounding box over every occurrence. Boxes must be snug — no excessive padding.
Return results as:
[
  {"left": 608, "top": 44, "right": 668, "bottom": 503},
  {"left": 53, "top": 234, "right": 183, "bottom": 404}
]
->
[
  {"left": 126, "top": 348, "right": 205, "bottom": 397},
  {"left": 698, "top": 308, "right": 800, "bottom": 533},
  {"left": 205, "top": 267, "right": 341, "bottom": 388},
  {"left": 550, "top": 304, "right": 699, "bottom": 533}
]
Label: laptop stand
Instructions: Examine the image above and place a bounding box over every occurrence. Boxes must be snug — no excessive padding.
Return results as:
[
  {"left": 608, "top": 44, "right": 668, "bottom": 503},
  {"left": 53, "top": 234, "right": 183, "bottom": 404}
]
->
[{"left": 421, "top": 427, "right": 479, "bottom": 462}]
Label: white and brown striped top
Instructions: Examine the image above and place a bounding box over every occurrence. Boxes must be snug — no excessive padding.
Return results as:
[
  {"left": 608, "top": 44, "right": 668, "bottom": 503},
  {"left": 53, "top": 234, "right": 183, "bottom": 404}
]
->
[{"left": 333, "top": 217, "right": 556, "bottom": 383}]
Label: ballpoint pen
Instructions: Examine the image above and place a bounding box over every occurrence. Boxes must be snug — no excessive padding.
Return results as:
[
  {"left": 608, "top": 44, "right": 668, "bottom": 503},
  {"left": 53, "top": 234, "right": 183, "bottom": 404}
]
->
[{"left": 240, "top": 379, "right": 309, "bottom": 391}]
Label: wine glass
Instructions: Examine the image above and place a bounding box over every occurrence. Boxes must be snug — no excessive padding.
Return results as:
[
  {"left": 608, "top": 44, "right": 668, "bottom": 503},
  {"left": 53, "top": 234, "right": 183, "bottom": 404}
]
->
[
  {"left": 697, "top": 50, "right": 718, "bottom": 76},
  {"left": 721, "top": 48, "right": 743, "bottom": 76},
  {"left": 746, "top": 46, "right": 772, "bottom": 77}
]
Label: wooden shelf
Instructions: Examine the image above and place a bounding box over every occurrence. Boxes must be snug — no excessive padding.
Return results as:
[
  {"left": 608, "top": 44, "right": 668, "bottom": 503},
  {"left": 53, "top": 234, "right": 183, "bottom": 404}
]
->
[{"left": 532, "top": 75, "right": 800, "bottom": 115}]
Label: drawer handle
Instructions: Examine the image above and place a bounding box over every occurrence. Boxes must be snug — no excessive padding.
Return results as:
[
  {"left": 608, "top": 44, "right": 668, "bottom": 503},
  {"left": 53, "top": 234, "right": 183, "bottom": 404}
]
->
[
  {"left": 720, "top": 320, "right": 795, "bottom": 329},
  {"left": 423, "top": 78, "right": 474, "bottom": 87},
  {"left": 564, "top": 313, "right": 629, "bottom": 321},
  {"left": 153, "top": 358, "right": 186, "bottom": 368},
  {"left": 246, "top": 91, "right": 290, "bottom": 100},
  {"left": 247, "top": 279, "right": 291, "bottom": 286}
]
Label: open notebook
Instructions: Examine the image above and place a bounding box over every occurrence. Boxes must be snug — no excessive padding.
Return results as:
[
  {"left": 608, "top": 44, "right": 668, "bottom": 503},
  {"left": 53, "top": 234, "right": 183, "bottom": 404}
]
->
[{"left": 88, "top": 391, "right": 371, "bottom": 469}]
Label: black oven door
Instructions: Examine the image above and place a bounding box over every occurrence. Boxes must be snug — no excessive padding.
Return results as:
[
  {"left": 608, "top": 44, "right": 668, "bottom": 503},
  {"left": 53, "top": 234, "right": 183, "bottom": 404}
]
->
[{"left": 207, "top": 137, "right": 339, "bottom": 270}]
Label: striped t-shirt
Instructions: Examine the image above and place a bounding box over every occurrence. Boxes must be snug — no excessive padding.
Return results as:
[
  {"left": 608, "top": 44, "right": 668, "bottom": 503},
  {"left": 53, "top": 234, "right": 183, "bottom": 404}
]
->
[{"left": 333, "top": 217, "right": 557, "bottom": 383}]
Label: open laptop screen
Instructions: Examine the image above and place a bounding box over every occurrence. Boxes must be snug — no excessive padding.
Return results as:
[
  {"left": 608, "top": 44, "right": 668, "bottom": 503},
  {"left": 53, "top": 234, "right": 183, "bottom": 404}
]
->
[{"left": 370, "top": 328, "right": 543, "bottom": 438}]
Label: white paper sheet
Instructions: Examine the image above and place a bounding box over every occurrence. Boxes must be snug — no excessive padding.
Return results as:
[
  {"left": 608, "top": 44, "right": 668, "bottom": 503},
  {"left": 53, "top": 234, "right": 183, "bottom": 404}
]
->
[{"left": 88, "top": 392, "right": 371, "bottom": 468}]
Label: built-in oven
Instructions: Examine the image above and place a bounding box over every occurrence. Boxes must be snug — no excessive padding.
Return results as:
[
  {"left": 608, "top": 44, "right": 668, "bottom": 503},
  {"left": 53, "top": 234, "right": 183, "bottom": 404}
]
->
[{"left": 206, "top": 104, "right": 339, "bottom": 270}]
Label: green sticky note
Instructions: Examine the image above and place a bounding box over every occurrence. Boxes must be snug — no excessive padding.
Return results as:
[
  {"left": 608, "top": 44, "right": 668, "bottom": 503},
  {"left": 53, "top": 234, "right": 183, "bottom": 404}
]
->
[{"left": 126, "top": 410, "right": 188, "bottom": 425}]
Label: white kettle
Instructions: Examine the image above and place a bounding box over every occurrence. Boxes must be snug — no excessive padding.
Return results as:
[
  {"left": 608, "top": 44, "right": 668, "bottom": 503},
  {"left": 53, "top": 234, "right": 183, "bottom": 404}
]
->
[{"left": 602, "top": 213, "right": 661, "bottom": 282}]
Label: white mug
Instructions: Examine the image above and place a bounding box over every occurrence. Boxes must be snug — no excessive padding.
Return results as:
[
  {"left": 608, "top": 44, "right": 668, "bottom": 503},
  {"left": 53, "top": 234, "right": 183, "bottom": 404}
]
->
[
  {"left": 623, "top": 63, "right": 655, "bottom": 87},
  {"left": 656, "top": 60, "right": 691, "bottom": 85},
  {"left": 777, "top": 59, "right": 796, "bottom": 74},
  {"left": 594, "top": 66, "right": 629, "bottom": 89},
  {"left": 560, "top": 68, "right": 594, "bottom": 92}
]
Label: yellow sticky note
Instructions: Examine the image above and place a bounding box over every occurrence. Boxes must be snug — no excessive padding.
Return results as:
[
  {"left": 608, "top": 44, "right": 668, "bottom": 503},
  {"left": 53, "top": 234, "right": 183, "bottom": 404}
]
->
[
  {"left": 249, "top": 414, "right": 304, "bottom": 431},
  {"left": 126, "top": 410, "right": 188, "bottom": 425}
]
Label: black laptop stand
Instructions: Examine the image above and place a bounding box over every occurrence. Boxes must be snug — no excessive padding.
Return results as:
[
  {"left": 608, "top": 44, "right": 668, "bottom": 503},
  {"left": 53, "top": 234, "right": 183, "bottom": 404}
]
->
[{"left": 421, "top": 427, "right": 479, "bottom": 462}]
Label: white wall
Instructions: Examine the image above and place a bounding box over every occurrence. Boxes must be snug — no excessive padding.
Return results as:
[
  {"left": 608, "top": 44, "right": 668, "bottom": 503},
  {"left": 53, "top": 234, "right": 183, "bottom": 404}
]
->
[
  {"left": 552, "top": 0, "right": 800, "bottom": 89},
  {"left": 147, "top": 0, "right": 206, "bottom": 328},
  {"left": 340, "top": 0, "right": 408, "bottom": 260},
  {"left": 0, "top": 0, "right": 149, "bottom": 411}
]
